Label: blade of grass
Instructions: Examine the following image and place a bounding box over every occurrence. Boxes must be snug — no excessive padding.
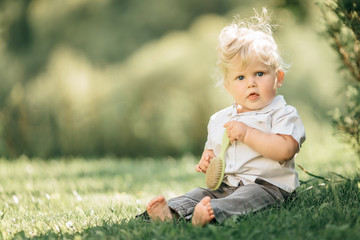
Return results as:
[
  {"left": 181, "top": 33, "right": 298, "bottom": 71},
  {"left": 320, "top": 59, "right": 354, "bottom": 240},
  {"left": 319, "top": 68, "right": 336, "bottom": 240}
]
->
[
  {"left": 329, "top": 172, "right": 350, "bottom": 180},
  {"left": 297, "top": 164, "right": 332, "bottom": 182}
]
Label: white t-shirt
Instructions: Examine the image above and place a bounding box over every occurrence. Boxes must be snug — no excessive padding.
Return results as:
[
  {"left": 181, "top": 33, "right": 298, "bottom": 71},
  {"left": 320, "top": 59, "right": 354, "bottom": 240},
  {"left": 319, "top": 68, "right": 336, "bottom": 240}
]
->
[{"left": 205, "top": 95, "right": 306, "bottom": 193}]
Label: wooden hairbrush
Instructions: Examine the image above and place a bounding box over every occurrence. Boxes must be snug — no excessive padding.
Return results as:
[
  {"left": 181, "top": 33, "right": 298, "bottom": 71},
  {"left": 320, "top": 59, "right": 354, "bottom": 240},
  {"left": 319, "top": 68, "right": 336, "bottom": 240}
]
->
[{"left": 206, "top": 130, "right": 230, "bottom": 190}]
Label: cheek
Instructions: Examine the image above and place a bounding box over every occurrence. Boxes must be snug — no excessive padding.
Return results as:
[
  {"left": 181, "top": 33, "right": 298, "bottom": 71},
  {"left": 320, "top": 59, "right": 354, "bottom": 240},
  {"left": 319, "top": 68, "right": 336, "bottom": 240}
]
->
[{"left": 263, "top": 78, "right": 277, "bottom": 89}]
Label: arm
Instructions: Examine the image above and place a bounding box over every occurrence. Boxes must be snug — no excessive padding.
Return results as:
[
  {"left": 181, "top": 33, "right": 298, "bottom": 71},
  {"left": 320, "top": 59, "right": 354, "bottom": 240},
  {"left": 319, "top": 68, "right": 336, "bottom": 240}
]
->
[
  {"left": 195, "top": 149, "right": 215, "bottom": 173},
  {"left": 224, "top": 121, "right": 298, "bottom": 163}
]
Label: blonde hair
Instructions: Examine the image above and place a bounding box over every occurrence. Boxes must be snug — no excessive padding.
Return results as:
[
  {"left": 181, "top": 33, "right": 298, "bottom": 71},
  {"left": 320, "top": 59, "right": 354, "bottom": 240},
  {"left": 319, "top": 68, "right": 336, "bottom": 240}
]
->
[{"left": 217, "top": 8, "right": 287, "bottom": 84}]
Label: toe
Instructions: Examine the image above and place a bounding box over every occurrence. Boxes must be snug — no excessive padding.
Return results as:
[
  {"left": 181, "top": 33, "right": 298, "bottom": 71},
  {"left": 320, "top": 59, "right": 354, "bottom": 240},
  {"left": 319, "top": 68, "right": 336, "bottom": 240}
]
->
[
  {"left": 201, "top": 196, "right": 211, "bottom": 204},
  {"left": 147, "top": 195, "right": 165, "bottom": 210}
]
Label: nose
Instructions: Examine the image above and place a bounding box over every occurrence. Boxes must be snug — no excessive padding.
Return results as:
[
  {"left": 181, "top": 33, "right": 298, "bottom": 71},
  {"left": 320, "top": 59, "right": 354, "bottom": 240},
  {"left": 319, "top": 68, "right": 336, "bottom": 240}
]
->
[{"left": 247, "top": 78, "right": 256, "bottom": 88}]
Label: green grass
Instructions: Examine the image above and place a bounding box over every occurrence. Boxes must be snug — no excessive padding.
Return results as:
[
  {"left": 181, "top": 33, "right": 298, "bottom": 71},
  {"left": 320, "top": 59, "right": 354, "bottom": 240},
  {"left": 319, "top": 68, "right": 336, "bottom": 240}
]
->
[{"left": 0, "top": 154, "right": 360, "bottom": 239}]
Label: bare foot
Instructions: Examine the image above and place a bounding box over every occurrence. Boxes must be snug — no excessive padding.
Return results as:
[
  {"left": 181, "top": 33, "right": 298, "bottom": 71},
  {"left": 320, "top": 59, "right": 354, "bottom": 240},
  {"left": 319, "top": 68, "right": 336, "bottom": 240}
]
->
[
  {"left": 192, "top": 196, "right": 215, "bottom": 227},
  {"left": 146, "top": 195, "right": 173, "bottom": 222}
]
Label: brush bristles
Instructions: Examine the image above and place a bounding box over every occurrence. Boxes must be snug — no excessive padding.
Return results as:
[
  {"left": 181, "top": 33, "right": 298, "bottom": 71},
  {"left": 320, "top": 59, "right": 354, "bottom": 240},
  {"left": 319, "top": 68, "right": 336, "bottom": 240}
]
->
[{"left": 206, "top": 157, "right": 224, "bottom": 190}]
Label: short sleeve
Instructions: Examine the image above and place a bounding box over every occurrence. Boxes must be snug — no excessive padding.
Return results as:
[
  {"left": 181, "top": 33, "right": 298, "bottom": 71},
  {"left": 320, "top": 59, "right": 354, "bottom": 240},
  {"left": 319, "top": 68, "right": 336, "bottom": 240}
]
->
[
  {"left": 204, "top": 116, "right": 215, "bottom": 150},
  {"left": 271, "top": 105, "right": 306, "bottom": 148},
  {"left": 203, "top": 107, "right": 231, "bottom": 152}
]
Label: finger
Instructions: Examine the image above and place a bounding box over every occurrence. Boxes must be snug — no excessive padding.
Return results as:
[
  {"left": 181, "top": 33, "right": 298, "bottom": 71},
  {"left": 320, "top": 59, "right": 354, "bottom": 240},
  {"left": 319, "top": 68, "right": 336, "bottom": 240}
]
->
[
  {"left": 224, "top": 121, "right": 235, "bottom": 128},
  {"left": 225, "top": 126, "right": 232, "bottom": 135},
  {"left": 203, "top": 161, "right": 209, "bottom": 168},
  {"left": 202, "top": 155, "right": 209, "bottom": 162},
  {"left": 199, "top": 162, "right": 206, "bottom": 171},
  {"left": 198, "top": 163, "right": 206, "bottom": 173},
  {"left": 195, "top": 164, "right": 202, "bottom": 172},
  {"left": 227, "top": 131, "right": 231, "bottom": 139}
]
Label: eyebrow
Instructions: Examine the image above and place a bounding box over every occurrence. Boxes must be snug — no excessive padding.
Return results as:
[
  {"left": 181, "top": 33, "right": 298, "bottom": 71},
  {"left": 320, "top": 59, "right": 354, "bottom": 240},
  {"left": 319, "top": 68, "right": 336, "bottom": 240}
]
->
[
  {"left": 234, "top": 68, "right": 268, "bottom": 75},
  {"left": 255, "top": 68, "right": 268, "bottom": 72}
]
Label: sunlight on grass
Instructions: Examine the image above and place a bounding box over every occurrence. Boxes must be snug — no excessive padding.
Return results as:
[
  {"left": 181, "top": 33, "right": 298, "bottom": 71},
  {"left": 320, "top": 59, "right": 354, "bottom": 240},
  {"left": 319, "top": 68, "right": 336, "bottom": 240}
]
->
[
  {"left": 0, "top": 146, "right": 358, "bottom": 238},
  {"left": 0, "top": 156, "right": 205, "bottom": 238}
]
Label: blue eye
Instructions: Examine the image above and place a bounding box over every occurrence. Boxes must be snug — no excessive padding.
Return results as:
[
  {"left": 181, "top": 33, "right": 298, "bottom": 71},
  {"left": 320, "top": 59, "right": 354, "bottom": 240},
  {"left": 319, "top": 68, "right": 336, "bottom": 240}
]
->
[
  {"left": 237, "top": 75, "right": 245, "bottom": 80},
  {"left": 256, "top": 72, "right": 264, "bottom": 77}
]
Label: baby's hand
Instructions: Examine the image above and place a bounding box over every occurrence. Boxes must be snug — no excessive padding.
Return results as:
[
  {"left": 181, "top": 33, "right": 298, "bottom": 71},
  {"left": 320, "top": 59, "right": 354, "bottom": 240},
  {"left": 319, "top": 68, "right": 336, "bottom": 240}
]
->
[
  {"left": 224, "top": 121, "right": 249, "bottom": 143},
  {"left": 196, "top": 149, "right": 215, "bottom": 173}
]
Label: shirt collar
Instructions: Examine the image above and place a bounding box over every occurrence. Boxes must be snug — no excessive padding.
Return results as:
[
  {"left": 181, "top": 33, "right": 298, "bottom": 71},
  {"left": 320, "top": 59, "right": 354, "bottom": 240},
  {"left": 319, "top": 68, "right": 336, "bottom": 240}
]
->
[{"left": 227, "top": 95, "right": 287, "bottom": 117}]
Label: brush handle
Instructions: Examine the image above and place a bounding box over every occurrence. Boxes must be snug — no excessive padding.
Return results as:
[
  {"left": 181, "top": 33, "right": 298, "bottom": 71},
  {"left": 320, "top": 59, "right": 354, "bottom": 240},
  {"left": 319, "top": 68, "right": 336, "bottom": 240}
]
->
[{"left": 219, "top": 130, "right": 230, "bottom": 160}]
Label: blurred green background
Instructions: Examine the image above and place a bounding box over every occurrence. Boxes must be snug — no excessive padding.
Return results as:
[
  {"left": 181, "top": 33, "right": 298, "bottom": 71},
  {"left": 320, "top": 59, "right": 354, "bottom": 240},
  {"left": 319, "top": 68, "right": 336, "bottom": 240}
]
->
[{"left": 0, "top": 0, "right": 357, "bottom": 167}]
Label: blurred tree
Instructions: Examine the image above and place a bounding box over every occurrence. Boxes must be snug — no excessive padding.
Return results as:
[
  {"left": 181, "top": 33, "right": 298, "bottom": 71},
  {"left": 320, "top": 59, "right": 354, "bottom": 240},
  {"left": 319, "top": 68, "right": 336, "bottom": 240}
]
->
[
  {"left": 0, "top": 0, "right": 248, "bottom": 157},
  {"left": 0, "top": 0, "right": 323, "bottom": 158},
  {"left": 277, "top": 0, "right": 311, "bottom": 23},
  {"left": 320, "top": 0, "right": 360, "bottom": 158},
  {"left": 4, "top": 0, "right": 32, "bottom": 52},
  {"left": 1, "top": 0, "right": 244, "bottom": 66},
  {"left": 321, "top": 0, "right": 359, "bottom": 82}
]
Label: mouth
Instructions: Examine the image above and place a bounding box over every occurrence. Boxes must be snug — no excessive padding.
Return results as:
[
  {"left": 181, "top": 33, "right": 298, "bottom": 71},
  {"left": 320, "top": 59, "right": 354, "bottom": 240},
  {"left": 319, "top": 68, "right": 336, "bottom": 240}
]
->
[{"left": 247, "top": 92, "right": 259, "bottom": 100}]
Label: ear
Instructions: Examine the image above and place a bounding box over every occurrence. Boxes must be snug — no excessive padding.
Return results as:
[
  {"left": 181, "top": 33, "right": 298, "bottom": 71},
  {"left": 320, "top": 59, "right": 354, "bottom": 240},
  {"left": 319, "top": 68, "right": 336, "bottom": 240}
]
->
[{"left": 276, "top": 70, "right": 284, "bottom": 88}]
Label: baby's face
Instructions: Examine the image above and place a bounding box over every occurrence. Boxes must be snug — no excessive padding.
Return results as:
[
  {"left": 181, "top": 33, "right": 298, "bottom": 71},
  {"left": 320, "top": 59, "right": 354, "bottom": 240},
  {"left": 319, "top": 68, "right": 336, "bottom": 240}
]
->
[{"left": 224, "top": 56, "right": 282, "bottom": 113}]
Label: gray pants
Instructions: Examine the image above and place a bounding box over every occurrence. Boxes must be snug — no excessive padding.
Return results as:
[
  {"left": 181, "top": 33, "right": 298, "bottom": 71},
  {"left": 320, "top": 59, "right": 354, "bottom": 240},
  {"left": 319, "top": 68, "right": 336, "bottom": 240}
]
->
[{"left": 167, "top": 178, "right": 289, "bottom": 223}]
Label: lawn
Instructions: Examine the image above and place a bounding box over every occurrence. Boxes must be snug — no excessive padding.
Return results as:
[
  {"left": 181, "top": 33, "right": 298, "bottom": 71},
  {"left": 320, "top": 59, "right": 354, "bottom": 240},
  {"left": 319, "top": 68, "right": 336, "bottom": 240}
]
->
[{"left": 0, "top": 153, "right": 359, "bottom": 240}]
